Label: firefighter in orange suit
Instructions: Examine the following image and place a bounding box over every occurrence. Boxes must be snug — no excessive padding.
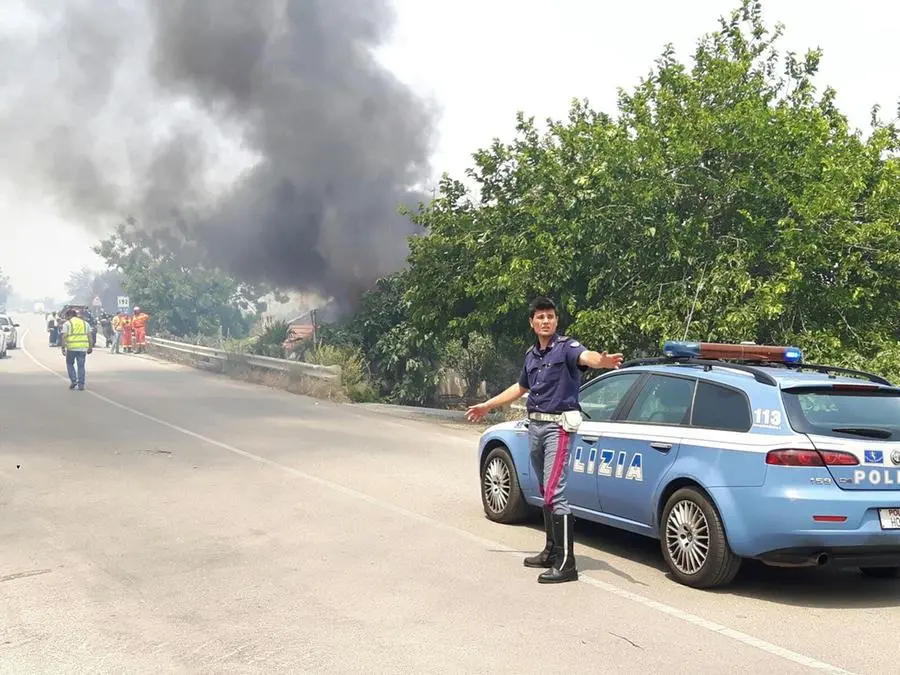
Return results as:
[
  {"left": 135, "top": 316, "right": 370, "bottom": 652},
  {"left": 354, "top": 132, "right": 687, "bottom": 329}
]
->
[
  {"left": 122, "top": 313, "right": 134, "bottom": 353},
  {"left": 132, "top": 307, "right": 150, "bottom": 354}
]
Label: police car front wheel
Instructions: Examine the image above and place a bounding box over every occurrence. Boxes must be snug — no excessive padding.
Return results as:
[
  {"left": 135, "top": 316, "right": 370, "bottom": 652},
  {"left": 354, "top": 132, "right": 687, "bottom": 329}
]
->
[
  {"left": 481, "top": 446, "right": 528, "bottom": 524},
  {"left": 660, "top": 487, "right": 742, "bottom": 589}
]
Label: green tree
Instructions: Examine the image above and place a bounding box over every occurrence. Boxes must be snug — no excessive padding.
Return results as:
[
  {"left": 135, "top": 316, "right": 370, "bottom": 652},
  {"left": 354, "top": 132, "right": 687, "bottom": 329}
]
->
[
  {"left": 441, "top": 331, "right": 504, "bottom": 401},
  {"left": 403, "top": 0, "right": 900, "bottom": 379},
  {"left": 317, "top": 271, "right": 443, "bottom": 405},
  {"left": 250, "top": 318, "right": 290, "bottom": 358},
  {"left": 93, "top": 220, "right": 273, "bottom": 338}
]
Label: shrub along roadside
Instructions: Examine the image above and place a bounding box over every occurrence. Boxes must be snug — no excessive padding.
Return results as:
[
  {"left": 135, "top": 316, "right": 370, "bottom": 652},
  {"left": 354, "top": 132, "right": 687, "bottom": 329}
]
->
[{"left": 305, "top": 344, "right": 378, "bottom": 402}]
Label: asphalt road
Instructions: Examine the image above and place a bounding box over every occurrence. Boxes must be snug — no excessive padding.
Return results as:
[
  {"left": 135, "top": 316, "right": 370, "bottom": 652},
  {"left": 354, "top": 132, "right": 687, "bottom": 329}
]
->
[{"left": 1, "top": 315, "right": 896, "bottom": 674}]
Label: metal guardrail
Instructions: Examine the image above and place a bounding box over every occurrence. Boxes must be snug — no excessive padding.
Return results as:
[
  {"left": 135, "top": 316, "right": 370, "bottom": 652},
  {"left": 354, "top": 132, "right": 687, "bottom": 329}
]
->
[
  {"left": 148, "top": 336, "right": 227, "bottom": 360},
  {"left": 146, "top": 336, "right": 341, "bottom": 384}
]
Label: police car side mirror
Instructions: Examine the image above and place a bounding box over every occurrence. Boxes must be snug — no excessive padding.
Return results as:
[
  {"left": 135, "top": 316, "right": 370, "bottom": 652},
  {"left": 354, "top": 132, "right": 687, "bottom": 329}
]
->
[{"left": 13, "top": 323, "right": 19, "bottom": 327}]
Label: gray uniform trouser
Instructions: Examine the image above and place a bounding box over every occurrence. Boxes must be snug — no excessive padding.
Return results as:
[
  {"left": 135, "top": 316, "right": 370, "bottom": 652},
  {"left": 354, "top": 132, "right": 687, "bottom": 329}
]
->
[{"left": 529, "top": 421, "right": 573, "bottom": 516}]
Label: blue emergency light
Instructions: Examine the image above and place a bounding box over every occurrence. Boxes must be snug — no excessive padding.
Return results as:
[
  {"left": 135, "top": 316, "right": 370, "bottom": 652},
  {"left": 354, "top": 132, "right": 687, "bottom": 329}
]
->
[{"left": 662, "top": 340, "right": 803, "bottom": 364}]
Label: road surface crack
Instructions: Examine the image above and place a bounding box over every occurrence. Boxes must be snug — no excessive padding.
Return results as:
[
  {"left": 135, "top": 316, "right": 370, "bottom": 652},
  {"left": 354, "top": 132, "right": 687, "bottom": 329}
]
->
[
  {"left": 0, "top": 569, "right": 52, "bottom": 583},
  {"left": 608, "top": 632, "right": 643, "bottom": 649}
]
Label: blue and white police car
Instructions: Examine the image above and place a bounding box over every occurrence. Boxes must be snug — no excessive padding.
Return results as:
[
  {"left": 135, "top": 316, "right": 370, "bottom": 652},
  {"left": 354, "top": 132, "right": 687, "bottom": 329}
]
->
[{"left": 477, "top": 341, "right": 900, "bottom": 589}]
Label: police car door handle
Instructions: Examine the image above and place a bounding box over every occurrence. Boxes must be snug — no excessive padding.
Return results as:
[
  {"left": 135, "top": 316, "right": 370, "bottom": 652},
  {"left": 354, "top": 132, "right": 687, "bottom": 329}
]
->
[
  {"left": 650, "top": 442, "right": 672, "bottom": 452},
  {"left": 582, "top": 436, "right": 599, "bottom": 443}
]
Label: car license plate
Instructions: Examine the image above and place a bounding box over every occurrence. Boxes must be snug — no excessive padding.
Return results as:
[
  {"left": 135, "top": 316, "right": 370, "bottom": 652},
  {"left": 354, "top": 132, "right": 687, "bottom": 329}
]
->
[{"left": 878, "top": 508, "right": 900, "bottom": 530}]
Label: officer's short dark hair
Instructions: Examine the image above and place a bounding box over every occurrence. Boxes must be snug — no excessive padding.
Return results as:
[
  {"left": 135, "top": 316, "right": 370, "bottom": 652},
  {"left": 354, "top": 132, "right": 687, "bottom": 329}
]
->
[{"left": 529, "top": 297, "right": 557, "bottom": 318}]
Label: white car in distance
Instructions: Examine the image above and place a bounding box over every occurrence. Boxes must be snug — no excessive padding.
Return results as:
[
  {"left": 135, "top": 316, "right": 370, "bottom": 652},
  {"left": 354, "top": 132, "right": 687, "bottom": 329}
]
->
[{"left": 0, "top": 314, "right": 19, "bottom": 350}]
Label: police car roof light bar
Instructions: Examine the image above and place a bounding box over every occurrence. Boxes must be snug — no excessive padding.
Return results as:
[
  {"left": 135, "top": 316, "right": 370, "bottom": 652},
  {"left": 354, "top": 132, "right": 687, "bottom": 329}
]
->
[
  {"left": 662, "top": 341, "right": 803, "bottom": 365},
  {"left": 619, "top": 356, "right": 779, "bottom": 386}
]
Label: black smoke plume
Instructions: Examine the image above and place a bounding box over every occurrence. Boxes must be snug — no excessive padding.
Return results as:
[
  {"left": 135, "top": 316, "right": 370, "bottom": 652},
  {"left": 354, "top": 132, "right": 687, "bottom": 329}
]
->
[{"left": 0, "top": 0, "right": 435, "bottom": 303}]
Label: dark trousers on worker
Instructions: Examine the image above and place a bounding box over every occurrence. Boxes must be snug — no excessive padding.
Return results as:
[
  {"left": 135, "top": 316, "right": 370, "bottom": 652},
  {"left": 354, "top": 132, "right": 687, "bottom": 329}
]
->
[
  {"left": 66, "top": 350, "right": 86, "bottom": 389},
  {"left": 526, "top": 420, "right": 577, "bottom": 582}
]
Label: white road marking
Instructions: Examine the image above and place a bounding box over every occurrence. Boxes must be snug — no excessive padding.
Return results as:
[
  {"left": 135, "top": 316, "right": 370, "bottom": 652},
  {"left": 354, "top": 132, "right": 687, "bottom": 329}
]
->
[{"left": 20, "top": 330, "right": 855, "bottom": 674}]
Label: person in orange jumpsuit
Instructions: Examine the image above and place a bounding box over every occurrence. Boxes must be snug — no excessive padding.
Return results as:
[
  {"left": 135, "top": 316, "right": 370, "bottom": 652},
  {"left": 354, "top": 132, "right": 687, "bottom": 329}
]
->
[
  {"left": 131, "top": 306, "right": 150, "bottom": 354},
  {"left": 121, "top": 313, "right": 134, "bottom": 353}
]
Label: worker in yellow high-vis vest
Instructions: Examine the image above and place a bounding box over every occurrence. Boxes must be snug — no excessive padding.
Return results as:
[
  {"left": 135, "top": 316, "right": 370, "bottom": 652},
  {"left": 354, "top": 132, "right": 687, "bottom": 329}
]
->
[{"left": 60, "top": 308, "right": 94, "bottom": 391}]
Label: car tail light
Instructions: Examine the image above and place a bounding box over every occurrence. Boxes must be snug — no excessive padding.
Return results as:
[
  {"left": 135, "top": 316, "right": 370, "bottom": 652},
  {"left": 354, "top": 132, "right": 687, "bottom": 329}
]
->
[
  {"left": 818, "top": 450, "right": 859, "bottom": 465},
  {"left": 765, "top": 449, "right": 859, "bottom": 466},
  {"left": 766, "top": 449, "right": 823, "bottom": 466}
]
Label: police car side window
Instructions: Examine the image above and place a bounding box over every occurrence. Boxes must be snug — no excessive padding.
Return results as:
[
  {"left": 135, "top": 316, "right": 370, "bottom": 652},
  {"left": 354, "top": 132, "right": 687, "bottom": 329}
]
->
[
  {"left": 624, "top": 374, "right": 695, "bottom": 426},
  {"left": 579, "top": 373, "right": 642, "bottom": 421},
  {"left": 691, "top": 381, "right": 752, "bottom": 432}
]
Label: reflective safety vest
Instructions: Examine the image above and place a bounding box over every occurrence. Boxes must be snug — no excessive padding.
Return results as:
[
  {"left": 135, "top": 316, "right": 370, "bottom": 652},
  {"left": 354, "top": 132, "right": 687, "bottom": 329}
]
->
[{"left": 65, "top": 317, "right": 91, "bottom": 350}]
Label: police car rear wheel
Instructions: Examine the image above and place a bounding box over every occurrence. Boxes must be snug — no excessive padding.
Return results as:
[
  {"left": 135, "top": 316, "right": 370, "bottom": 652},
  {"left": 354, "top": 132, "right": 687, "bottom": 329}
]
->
[
  {"left": 661, "top": 487, "right": 741, "bottom": 589},
  {"left": 481, "top": 446, "right": 528, "bottom": 524},
  {"left": 859, "top": 566, "right": 900, "bottom": 579}
]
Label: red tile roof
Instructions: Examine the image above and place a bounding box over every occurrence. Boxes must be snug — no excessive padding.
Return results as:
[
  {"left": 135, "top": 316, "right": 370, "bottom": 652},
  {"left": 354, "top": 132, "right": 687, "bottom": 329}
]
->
[{"left": 283, "top": 324, "right": 313, "bottom": 348}]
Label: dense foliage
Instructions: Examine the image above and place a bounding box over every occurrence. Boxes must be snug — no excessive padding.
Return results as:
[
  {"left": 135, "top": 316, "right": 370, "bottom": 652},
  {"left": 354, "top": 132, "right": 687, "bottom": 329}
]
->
[
  {"left": 392, "top": 0, "right": 900, "bottom": 387},
  {"left": 316, "top": 272, "right": 444, "bottom": 405}
]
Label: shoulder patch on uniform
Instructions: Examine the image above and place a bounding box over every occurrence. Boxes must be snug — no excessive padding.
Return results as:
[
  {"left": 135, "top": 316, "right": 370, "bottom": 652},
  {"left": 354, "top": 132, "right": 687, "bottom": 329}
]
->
[{"left": 569, "top": 341, "right": 581, "bottom": 347}]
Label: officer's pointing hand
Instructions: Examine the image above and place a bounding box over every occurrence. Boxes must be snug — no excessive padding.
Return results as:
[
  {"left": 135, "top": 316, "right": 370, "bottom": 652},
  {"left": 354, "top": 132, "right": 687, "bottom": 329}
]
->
[
  {"left": 602, "top": 352, "right": 624, "bottom": 369},
  {"left": 465, "top": 403, "right": 490, "bottom": 423}
]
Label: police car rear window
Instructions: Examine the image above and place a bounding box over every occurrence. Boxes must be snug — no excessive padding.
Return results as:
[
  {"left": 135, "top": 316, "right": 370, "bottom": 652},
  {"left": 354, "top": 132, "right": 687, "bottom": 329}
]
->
[
  {"left": 781, "top": 387, "right": 900, "bottom": 442},
  {"left": 691, "top": 381, "right": 752, "bottom": 432}
]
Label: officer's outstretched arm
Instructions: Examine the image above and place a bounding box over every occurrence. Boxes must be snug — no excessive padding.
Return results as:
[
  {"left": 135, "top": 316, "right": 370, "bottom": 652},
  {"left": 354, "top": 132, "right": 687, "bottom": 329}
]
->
[
  {"left": 465, "top": 383, "right": 528, "bottom": 422},
  {"left": 484, "top": 383, "right": 528, "bottom": 410}
]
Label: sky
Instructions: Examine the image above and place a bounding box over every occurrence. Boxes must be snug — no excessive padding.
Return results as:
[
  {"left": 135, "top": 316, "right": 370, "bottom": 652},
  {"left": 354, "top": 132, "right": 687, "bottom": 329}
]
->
[{"left": 1, "top": 0, "right": 897, "bottom": 303}]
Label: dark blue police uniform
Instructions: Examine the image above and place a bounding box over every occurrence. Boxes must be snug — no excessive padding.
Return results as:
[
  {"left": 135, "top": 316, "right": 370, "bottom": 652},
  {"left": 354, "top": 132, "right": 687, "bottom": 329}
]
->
[
  {"left": 519, "top": 334, "right": 587, "bottom": 416},
  {"left": 520, "top": 334, "right": 587, "bottom": 582}
]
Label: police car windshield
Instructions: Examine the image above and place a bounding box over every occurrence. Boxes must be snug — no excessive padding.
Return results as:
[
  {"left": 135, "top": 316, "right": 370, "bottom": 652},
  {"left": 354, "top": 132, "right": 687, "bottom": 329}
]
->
[
  {"left": 781, "top": 386, "right": 900, "bottom": 441},
  {"left": 0, "top": 317, "right": 8, "bottom": 325}
]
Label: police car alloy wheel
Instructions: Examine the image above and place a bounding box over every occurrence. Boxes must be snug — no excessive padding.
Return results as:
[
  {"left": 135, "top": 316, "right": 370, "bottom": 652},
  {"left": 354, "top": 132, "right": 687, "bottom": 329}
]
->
[
  {"left": 481, "top": 446, "right": 528, "bottom": 524},
  {"left": 660, "top": 487, "right": 741, "bottom": 589}
]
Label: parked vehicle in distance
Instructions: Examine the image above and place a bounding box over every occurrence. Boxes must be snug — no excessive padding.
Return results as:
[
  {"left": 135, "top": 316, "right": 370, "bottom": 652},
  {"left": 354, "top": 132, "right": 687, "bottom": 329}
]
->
[{"left": 0, "top": 314, "right": 19, "bottom": 350}]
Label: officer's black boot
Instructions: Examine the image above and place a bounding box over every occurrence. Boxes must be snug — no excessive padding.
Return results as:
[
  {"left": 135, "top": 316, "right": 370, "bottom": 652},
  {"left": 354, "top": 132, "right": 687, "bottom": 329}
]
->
[
  {"left": 523, "top": 506, "right": 555, "bottom": 568},
  {"left": 538, "top": 513, "right": 578, "bottom": 583}
]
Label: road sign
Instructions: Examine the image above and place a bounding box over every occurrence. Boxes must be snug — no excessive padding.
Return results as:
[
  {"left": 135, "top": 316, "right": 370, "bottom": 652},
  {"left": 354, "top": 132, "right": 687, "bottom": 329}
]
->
[
  {"left": 92, "top": 296, "right": 102, "bottom": 307},
  {"left": 117, "top": 296, "right": 130, "bottom": 309}
]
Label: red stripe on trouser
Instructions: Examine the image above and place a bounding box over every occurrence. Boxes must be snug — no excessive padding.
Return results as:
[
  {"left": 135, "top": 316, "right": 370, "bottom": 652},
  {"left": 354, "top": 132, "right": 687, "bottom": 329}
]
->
[{"left": 544, "top": 428, "right": 570, "bottom": 509}]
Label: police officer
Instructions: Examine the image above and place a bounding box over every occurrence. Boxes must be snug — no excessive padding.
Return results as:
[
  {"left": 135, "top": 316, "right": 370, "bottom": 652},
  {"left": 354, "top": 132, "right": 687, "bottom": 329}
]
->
[{"left": 466, "top": 297, "right": 623, "bottom": 584}]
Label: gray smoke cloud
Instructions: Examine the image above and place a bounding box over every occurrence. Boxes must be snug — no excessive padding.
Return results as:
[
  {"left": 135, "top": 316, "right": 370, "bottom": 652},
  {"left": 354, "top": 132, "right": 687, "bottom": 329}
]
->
[{"left": 0, "top": 0, "right": 436, "bottom": 302}]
